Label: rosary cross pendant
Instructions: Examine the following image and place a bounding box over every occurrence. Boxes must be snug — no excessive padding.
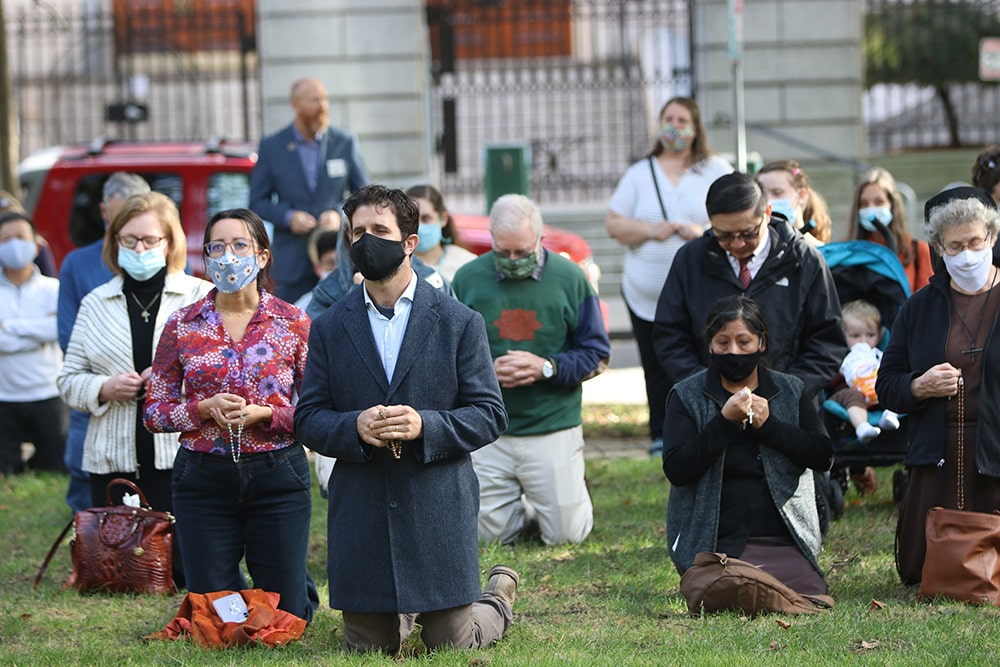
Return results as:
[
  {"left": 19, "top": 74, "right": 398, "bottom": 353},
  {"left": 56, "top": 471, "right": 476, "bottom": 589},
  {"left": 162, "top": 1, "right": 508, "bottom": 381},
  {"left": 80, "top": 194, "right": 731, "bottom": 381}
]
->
[{"left": 962, "top": 346, "right": 983, "bottom": 361}]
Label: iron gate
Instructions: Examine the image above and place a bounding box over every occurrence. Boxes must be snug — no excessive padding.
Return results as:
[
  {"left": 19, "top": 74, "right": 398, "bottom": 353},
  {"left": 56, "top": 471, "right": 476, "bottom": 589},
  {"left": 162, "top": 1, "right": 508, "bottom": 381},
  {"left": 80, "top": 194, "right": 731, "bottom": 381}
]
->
[
  {"left": 11, "top": 3, "right": 258, "bottom": 161},
  {"left": 426, "top": 0, "right": 694, "bottom": 205}
]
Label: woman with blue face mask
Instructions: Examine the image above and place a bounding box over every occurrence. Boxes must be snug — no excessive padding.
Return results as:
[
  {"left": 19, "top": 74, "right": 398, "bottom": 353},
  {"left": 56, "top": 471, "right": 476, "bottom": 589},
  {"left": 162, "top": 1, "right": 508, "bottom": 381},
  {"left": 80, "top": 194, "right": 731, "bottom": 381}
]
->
[
  {"left": 405, "top": 184, "right": 477, "bottom": 282},
  {"left": 56, "top": 192, "right": 211, "bottom": 589},
  {"left": 756, "top": 160, "right": 832, "bottom": 246},
  {"left": 848, "top": 167, "right": 934, "bottom": 292},
  {"left": 143, "top": 208, "right": 316, "bottom": 623}
]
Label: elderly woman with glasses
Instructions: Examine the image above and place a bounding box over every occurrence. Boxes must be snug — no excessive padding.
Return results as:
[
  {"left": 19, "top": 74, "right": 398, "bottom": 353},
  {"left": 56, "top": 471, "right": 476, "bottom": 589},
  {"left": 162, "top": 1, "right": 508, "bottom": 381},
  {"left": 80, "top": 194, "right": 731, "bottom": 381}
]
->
[
  {"left": 652, "top": 172, "right": 845, "bottom": 407},
  {"left": 143, "top": 208, "right": 315, "bottom": 621},
  {"left": 876, "top": 186, "right": 1000, "bottom": 586},
  {"left": 57, "top": 192, "right": 211, "bottom": 587}
]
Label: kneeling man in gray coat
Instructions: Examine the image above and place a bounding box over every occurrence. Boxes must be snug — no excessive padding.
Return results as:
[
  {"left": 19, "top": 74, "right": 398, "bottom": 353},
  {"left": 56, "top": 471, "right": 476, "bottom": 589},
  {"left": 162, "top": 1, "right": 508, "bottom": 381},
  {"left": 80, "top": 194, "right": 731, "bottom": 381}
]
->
[{"left": 295, "top": 184, "right": 518, "bottom": 654}]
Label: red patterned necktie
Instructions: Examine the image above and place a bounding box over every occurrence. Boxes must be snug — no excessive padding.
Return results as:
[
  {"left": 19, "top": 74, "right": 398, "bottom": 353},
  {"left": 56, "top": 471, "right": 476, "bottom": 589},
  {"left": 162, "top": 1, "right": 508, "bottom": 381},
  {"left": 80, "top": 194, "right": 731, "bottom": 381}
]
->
[{"left": 738, "top": 257, "right": 751, "bottom": 289}]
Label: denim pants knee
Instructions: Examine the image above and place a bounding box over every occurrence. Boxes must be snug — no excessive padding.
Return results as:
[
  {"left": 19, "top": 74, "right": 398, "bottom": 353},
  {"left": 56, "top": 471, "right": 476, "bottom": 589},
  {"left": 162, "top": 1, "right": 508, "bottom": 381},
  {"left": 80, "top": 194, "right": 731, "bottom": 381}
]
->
[{"left": 172, "top": 445, "right": 313, "bottom": 620}]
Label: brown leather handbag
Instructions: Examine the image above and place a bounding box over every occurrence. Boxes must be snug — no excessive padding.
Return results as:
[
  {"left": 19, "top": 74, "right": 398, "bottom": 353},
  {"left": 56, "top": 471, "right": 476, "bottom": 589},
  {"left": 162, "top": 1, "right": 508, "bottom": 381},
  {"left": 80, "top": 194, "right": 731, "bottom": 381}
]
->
[
  {"left": 680, "top": 552, "right": 834, "bottom": 616},
  {"left": 919, "top": 378, "right": 1000, "bottom": 604},
  {"left": 35, "top": 478, "right": 176, "bottom": 595}
]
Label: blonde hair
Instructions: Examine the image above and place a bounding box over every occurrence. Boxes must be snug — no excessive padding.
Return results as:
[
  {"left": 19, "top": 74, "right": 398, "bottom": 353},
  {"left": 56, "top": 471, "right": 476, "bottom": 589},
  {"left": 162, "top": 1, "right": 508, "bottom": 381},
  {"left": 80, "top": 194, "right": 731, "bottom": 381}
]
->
[
  {"left": 842, "top": 299, "right": 881, "bottom": 332},
  {"left": 103, "top": 192, "right": 187, "bottom": 275}
]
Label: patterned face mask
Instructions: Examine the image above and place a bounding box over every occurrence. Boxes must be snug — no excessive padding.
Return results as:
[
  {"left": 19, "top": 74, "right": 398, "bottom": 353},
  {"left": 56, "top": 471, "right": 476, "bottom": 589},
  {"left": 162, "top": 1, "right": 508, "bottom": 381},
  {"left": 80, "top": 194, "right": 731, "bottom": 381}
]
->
[
  {"left": 659, "top": 123, "right": 696, "bottom": 152},
  {"left": 206, "top": 251, "right": 260, "bottom": 293},
  {"left": 494, "top": 250, "right": 539, "bottom": 280}
]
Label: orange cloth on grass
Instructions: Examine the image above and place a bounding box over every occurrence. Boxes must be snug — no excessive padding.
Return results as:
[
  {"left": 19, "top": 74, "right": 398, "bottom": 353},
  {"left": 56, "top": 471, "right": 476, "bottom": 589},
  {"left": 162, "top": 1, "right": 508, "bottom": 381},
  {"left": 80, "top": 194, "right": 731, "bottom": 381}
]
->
[{"left": 146, "top": 589, "right": 306, "bottom": 648}]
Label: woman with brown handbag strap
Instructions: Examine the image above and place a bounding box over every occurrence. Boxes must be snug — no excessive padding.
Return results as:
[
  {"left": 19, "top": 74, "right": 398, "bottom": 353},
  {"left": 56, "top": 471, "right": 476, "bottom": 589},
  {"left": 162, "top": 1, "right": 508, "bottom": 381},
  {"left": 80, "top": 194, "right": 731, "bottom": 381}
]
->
[{"left": 877, "top": 186, "right": 1000, "bottom": 586}]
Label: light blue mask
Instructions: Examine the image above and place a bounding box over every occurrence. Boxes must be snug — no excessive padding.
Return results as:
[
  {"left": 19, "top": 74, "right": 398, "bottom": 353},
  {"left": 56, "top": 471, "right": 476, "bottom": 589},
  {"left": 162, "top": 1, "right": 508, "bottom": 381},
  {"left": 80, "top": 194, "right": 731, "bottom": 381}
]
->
[
  {"left": 206, "top": 252, "right": 260, "bottom": 293},
  {"left": 118, "top": 246, "right": 166, "bottom": 281},
  {"left": 858, "top": 206, "right": 893, "bottom": 232},
  {"left": 769, "top": 199, "right": 797, "bottom": 227},
  {"left": 416, "top": 222, "right": 443, "bottom": 253},
  {"left": 0, "top": 237, "right": 38, "bottom": 270}
]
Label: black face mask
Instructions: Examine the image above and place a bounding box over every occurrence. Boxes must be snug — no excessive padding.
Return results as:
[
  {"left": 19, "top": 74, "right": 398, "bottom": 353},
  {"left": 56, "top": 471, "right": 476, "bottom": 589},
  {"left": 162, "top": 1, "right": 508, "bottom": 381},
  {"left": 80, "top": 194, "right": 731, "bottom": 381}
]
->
[
  {"left": 710, "top": 350, "right": 762, "bottom": 382},
  {"left": 349, "top": 233, "right": 407, "bottom": 282}
]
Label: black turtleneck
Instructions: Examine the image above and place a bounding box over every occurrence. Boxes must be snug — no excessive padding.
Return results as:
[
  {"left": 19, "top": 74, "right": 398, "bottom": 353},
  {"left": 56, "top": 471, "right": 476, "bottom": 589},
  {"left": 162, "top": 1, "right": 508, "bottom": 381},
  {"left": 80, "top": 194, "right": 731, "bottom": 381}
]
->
[{"left": 121, "top": 266, "right": 167, "bottom": 476}]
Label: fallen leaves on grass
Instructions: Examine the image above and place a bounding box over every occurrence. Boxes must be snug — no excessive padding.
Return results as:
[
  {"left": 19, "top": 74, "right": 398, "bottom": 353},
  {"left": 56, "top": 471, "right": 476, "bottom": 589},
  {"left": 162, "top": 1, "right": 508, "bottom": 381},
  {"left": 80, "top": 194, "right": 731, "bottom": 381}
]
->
[
  {"left": 852, "top": 639, "right": 881, "bottom": 652},
  {"left": 774, "top": 618, "right": 791, "bottom": 629},
  {"left": 870, "top": 599, "right": 886, "bottom": 611}
]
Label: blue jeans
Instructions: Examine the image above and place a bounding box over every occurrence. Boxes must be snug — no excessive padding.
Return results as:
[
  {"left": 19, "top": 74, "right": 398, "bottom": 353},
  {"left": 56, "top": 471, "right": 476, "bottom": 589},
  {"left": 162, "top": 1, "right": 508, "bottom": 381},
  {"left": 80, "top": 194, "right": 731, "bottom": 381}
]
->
[
  {"left": 172, "top": 445, "right": 315, "bottom": 621},
  {"left": 64, "top": 410, "right": 91, "bottom": 513}
]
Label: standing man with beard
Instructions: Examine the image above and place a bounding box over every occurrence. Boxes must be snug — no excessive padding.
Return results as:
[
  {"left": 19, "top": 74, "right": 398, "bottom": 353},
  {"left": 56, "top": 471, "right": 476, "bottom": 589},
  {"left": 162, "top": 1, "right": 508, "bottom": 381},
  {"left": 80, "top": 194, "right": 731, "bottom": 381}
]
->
[
  {"left": 295, "top": 185, "right": 518, "bottom": 654},
  {"left": 250, "top": 77, "right": 370, "bottom": 303}
]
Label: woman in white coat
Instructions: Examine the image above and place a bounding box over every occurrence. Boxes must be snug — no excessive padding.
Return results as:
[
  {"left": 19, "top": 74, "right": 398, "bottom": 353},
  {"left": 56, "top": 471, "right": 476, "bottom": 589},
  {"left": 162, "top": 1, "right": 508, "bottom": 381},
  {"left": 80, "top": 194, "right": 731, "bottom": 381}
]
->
[{"left": 57, "top": 192, "right": 209, "bottom": 586}]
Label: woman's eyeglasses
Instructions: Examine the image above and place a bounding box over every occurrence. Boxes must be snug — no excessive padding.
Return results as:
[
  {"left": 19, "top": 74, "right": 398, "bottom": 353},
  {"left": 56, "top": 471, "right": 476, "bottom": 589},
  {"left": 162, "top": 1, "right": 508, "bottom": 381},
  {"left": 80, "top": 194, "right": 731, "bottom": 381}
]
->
[
  {"left": 942, "top": 234, "right": 992, "bottom": 256},
  {"left": 204, "top": 238, "right": 254, "bottom": 258},
  {"left": 118, "top": 235, "right": 165, "bottom": 249}
]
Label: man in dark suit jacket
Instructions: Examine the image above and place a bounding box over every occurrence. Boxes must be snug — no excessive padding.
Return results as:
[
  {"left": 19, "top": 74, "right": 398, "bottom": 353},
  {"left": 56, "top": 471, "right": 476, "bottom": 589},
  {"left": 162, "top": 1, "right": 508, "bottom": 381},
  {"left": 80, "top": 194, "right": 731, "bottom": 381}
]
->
[
  {"left": 250, "top": 77, "right": 369, "bottom": 302},
  {"left": 294, "top": 185, "right": 518, "bottom": 655}
]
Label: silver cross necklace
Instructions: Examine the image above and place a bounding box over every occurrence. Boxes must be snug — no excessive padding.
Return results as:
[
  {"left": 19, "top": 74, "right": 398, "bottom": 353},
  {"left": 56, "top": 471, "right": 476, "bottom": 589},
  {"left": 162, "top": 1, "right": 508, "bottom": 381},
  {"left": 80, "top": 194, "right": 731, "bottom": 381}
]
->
[{"left": 129, "top": 291, "right": 162, "bottom": 324}]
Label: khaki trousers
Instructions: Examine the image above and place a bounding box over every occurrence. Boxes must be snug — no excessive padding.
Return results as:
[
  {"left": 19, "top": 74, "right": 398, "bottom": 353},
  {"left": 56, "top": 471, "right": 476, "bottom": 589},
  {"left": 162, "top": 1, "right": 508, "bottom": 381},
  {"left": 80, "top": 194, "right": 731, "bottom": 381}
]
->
[
  {"left": 342, "top": 592, "right": 512, "bottom": 654},
  {"left": 472, "top": 425, "right": 593, "bottom": 545}
]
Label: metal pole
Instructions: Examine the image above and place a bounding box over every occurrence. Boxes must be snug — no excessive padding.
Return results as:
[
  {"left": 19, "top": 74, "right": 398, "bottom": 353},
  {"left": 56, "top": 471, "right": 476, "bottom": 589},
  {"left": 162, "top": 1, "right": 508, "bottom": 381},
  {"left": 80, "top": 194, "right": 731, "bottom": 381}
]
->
[{"left": 727, "top": 0, "right": 746, "bottom": 172}]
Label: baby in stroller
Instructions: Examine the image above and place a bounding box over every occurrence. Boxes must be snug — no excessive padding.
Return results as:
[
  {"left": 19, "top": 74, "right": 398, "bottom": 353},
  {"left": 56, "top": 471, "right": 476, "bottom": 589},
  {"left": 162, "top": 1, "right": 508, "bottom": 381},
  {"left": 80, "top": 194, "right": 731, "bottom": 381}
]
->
[{"left": 827, "top": 300, "right": 900, "bottom": 492}]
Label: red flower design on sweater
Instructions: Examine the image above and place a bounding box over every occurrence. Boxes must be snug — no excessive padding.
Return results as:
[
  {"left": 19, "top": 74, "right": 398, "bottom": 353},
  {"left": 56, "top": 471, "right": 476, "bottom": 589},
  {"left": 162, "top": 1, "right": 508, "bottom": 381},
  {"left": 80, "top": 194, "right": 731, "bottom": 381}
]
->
[{"left": 493, "top": 308, "right": 542, "bottom": 341}]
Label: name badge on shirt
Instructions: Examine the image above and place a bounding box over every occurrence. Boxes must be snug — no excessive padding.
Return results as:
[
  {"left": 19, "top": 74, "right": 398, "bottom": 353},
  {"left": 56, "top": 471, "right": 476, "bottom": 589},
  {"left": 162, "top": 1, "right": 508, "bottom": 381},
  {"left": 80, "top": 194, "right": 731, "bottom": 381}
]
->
[{"left": 327, "top": 158, "right": 347, "bottom": 178}]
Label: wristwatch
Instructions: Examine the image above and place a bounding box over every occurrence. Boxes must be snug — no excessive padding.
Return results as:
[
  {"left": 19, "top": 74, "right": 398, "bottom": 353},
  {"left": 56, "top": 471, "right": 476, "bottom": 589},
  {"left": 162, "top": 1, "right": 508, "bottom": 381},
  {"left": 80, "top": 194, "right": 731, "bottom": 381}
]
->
[{"left": 541, "top": 358, "right": 556, "bottom": 380}]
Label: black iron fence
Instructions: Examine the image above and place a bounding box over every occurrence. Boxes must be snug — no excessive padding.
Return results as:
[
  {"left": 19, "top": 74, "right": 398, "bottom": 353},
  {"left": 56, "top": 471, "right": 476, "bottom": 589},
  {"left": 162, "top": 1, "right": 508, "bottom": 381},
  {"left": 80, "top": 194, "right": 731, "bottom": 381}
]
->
[
  {"left": 426, "top": 0, "right": 693, "bottom": 204},
  {"left": 17, "top": 0, "right": 991, "bottom": 197},
  {"left": 11, "top": 4, "right": 258, "bottom": 160},
  {"left": 864, "top": 0, "right": 1000, "bottom": 154}
]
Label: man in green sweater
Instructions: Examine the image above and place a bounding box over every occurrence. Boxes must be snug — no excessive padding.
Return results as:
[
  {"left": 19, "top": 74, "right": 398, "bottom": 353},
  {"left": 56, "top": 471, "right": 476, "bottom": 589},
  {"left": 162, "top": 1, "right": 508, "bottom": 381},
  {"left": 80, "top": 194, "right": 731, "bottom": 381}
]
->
[{"left": 452, "top": 194, "right": 611, "bottom": 545}]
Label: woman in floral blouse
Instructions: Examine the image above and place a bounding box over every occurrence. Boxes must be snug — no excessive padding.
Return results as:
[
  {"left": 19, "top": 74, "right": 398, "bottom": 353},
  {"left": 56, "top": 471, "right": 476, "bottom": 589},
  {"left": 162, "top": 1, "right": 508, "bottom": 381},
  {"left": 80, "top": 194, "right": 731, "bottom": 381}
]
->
[{"left": 144, "top": 208, "right": 314, "bottom": 621}]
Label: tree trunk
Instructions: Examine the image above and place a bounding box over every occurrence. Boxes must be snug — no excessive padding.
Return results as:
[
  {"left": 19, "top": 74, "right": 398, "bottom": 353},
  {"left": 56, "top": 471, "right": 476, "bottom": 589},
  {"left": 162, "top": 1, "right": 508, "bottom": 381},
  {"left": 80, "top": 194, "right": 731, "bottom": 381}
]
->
[
  {"left": 0, "top": 0, "right": 20, "bottom": 197},
  {"left": 936, "top": 84, "right": 961, "bottom": 148}
]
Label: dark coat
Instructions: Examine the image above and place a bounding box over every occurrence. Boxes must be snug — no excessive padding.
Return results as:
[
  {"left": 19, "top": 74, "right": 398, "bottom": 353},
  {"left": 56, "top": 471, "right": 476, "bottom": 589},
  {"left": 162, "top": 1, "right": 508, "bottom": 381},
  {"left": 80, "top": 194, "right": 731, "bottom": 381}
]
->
[
  {"left": 249, "top": 122, "right": 369, "bottom": 301},
  {"left": 653, "top": 217, "right": 846, "bottom": 399},
  {"left": 663, "top": 367, "right": 833, "bottom": 575},
  {"left": 876, "top": 261, "right": 1000, "bottom": 475},
  {"left": 294, "top": 276, "right": 508, "bottom": 613}
]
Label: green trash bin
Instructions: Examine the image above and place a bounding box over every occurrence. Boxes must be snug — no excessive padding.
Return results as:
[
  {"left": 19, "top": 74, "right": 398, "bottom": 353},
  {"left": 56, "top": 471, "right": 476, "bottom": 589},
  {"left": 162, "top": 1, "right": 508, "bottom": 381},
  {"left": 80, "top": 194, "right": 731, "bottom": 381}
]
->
[{"left": 484, "top": 143, "right": 531, "bottom": 213}]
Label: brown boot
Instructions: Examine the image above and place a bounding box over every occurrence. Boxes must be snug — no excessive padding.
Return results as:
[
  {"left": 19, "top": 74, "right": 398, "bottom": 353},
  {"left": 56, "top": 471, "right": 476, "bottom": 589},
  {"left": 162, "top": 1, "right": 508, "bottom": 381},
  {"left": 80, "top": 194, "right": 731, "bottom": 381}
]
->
[{"left": 484, "top": 565, "right": 520, "bottom": 609}]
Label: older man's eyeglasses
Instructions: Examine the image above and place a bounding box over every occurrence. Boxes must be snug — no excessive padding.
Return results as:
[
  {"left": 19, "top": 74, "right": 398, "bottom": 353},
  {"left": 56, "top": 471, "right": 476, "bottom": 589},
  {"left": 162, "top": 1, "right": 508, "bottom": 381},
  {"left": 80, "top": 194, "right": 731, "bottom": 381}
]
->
[
  {"left": 118, "top": 235, "right": 165, "bottom": 249},
  {"left": 204, "top": 238, "right": 254, "bottom": 258},
  {"left": 943, "top": 234, "right": 992, "bottom": 256},
  {"left": 712, "top": 220, "right": 764, "bottom": 244}
]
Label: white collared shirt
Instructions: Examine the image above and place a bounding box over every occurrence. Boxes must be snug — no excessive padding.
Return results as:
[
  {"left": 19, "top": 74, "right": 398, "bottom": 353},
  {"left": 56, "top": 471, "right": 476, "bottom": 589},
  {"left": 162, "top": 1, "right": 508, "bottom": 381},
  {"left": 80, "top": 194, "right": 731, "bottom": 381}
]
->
[
  {"left": 362, "top": 270, "right": 417, "bottom": 383},
  {"left": 726, "top": 229, "right": 772, "bottom": 282}
]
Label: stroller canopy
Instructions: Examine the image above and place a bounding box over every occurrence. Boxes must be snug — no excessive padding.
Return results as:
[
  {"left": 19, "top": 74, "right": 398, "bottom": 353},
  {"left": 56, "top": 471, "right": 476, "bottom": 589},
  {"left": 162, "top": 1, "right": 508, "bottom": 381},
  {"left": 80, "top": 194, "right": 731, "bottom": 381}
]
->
[{"left": 818, "top": 240, "right": 911, "bottom": 330}]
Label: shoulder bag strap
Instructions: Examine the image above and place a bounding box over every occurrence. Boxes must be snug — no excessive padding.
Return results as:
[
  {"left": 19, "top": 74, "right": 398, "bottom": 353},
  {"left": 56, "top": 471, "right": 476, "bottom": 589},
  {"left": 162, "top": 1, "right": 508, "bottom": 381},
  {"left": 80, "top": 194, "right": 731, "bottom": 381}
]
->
[
  {"left": 649, "top": 157, "right": 669, "bottom": 221},
  {"left": 34, "top": 516, "right": 75, "bottom": 590}
]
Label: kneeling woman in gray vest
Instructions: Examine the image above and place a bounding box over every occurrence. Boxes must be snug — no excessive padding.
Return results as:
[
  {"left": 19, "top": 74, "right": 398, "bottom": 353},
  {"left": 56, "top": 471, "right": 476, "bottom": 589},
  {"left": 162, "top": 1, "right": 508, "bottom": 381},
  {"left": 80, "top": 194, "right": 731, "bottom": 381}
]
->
[{"left": 662, "top": 295, "right": 834, "bottom": 600}]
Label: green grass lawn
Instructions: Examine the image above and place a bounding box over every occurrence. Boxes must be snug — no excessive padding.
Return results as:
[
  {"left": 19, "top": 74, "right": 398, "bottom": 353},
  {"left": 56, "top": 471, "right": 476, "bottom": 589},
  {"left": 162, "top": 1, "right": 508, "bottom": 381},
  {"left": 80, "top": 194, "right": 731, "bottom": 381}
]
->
[{"left": 4, "top": 452, "right": 1000, "bottom": 665}]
